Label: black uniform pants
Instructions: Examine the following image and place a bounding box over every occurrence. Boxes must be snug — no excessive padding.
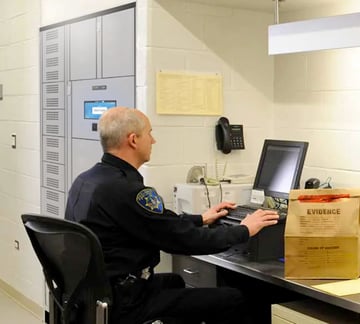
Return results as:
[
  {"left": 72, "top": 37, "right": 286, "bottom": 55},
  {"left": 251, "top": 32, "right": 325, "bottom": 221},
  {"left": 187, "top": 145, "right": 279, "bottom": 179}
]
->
[{"left": 110, "top": 273, "right": 251, "bottom": 324}]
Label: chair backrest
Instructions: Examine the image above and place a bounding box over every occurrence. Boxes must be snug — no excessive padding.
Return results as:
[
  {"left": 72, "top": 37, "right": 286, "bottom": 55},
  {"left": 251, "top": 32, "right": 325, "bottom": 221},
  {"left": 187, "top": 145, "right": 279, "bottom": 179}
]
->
[{"left": 21, "top": 214, "right": 112, "bottom": 324}]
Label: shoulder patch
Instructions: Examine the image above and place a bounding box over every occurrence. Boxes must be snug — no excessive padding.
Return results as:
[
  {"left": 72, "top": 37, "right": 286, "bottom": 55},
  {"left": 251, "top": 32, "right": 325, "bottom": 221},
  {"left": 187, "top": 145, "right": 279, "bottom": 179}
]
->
[{"left": 136, "top": 188, "right": 164, "bottom": 214}]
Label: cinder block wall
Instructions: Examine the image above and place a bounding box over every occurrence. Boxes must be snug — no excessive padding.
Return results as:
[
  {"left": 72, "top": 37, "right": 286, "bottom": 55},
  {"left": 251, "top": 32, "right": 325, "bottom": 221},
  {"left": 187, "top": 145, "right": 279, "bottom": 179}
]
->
[{"left": 274, "top": 1, "right": 360, "bottom": 188}]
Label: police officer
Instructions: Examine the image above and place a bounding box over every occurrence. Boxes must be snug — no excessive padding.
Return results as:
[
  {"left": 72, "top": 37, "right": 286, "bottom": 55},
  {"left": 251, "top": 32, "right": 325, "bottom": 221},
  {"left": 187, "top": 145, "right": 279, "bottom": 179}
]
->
[{"left": 65, "top": 107, "right": 279, "bottom": 324}]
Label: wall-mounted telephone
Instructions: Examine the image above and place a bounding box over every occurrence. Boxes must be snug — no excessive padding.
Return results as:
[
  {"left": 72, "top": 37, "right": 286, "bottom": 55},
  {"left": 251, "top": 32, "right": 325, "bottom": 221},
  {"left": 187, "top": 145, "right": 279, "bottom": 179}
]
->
[{"left": 215, "top": 117, "right": 245, "bottom": 154}]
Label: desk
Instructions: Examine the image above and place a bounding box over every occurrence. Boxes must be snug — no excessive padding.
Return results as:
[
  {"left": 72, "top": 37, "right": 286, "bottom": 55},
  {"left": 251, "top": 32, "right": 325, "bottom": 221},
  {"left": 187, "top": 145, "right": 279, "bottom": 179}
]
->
[{"left": 173, "top": 252, "right": 360, "bottom": 321}]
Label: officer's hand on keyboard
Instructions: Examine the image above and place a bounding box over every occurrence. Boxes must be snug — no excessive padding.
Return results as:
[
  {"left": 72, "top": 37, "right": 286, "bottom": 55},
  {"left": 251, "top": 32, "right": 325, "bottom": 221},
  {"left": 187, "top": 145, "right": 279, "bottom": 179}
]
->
[
  {"left": 240, "top": 209, "right": 279, "bottom": 237},
  {"left": 201, "top": 201, "right": 237, "bottom": 225}
]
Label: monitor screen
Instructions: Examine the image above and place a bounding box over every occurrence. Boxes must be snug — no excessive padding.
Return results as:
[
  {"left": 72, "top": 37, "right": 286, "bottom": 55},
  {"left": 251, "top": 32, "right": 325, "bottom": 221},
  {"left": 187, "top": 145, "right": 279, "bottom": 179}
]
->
[
  {"left": 252, "top": 139, "right": 309, "bottom": 200},
  {"left": 84, "top": 100, "right": 117, "bottom": 120}
]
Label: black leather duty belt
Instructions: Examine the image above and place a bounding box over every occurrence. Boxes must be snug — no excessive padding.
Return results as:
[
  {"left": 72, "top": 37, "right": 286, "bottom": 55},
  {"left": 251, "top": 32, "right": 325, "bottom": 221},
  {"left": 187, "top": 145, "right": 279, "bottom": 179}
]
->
[{"left": 113, "top": 266, "right": 152, "bottom": 286}]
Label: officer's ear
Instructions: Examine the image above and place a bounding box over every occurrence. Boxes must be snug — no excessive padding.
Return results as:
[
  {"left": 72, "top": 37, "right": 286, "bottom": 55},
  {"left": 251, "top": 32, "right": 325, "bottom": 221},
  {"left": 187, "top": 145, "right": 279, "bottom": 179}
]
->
[{"left": 128, "top": 132, "right": 137, "bottom": 148}]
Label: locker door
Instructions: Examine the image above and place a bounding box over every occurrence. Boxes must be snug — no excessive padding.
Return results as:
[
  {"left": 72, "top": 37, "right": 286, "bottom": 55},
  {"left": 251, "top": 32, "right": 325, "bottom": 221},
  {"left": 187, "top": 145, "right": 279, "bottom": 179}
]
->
[
  {"left": 102, "top": 8, "right": 135, "bottom": 78},
  {"left": 71, "top": 139, "right": 103, "bottom": 182},
  {"left": 42, "top": 27, "right": 65, "bottom": 83},
  {"left": 70, "top": 18, "right": 97, "bottom": 80}
]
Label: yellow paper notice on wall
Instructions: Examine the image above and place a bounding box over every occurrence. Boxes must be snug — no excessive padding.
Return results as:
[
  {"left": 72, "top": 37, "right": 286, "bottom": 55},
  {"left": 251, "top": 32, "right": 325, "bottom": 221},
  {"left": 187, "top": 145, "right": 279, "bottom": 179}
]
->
[{"left": 156, "top": 71, "right": 223, "bottom": 115}]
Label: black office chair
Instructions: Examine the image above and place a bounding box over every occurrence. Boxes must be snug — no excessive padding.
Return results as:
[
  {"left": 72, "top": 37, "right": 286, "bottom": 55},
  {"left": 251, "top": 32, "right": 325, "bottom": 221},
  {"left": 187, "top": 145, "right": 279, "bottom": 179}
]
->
[
  {"left": 21, "top": 213, "right": 112, "bottom": 324},
  {"left": 21, "top": 214, "right": 182, "bottom": 324}
]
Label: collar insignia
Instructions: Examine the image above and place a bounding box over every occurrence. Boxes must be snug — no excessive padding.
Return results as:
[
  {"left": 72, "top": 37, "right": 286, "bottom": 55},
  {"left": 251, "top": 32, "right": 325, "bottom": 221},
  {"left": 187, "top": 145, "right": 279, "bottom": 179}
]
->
[{"left": 136, "top": 188, "right": 164, "bottom": 214}]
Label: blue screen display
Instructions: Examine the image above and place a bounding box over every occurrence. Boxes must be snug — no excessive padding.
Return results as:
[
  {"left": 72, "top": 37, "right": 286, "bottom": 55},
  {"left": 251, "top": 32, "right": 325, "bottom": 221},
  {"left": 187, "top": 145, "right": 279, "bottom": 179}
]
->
[{"left": 84, "top": 100, "right": 117, "bottom": 120}]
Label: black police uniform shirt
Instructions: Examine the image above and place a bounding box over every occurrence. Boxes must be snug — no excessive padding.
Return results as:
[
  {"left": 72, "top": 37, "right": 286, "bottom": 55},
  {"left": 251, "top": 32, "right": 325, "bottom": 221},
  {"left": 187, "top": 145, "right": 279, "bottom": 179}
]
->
[{"left": 65, "top": 153, "right": 250, "bottom": 280}]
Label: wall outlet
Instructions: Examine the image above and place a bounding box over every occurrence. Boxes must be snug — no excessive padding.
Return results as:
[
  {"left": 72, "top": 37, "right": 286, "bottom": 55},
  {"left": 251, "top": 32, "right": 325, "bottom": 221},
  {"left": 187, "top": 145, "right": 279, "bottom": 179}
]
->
[{"left": 11, "top": 133, "right": 16, "bottom": 149}]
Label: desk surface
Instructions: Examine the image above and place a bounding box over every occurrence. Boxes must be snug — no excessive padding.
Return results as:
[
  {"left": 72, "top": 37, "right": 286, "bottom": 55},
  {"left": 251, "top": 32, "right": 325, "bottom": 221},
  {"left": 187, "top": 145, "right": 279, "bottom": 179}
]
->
[{"left": 194, "top": 253, "right": 360, "bottom": 314}]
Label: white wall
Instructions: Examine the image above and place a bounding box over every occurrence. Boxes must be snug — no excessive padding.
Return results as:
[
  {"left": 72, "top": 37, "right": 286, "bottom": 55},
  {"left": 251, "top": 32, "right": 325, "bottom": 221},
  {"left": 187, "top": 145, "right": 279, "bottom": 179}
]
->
[
  {"left": 274, "top": 1, "right": 360, "bottom": 189},
  {"left": 139, "top": 0, "right": 274, "bottom": 205},
  {"left": 41, "top": 0, "right": 133, "bottom": 26},
  {"left": 0, "top": 0, "right": 44, "bottom": 306}
]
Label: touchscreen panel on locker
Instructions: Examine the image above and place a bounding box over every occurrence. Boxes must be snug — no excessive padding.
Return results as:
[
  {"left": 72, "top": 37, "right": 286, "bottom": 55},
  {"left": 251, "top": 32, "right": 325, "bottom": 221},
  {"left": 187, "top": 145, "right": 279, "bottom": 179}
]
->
[
  {"left": 84, "top": 100, "right": 117, "bottom": 119},
  {"left": 72, "top": 76, "right": 135, "bottom": 140}
]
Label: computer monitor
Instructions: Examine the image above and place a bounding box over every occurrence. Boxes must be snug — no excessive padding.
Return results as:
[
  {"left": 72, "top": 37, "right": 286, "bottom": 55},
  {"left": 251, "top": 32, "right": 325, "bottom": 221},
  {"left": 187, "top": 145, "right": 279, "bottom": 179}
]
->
[{"left": 252, "top": 139, "right": 309, "bottom": 200}]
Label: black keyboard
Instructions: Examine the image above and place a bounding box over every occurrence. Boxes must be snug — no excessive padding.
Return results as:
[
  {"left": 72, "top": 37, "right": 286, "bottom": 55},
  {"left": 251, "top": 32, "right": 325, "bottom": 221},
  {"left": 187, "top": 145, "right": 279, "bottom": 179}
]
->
[{"left": 226, "top": 205, "right": 287, "bottom": 222}]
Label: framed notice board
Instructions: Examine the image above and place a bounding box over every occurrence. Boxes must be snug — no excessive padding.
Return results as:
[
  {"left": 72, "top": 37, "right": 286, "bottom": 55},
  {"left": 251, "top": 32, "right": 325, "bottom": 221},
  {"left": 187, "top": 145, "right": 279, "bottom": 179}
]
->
[{"left": 156, "top": 71, "right": 223, "bottom": 116}]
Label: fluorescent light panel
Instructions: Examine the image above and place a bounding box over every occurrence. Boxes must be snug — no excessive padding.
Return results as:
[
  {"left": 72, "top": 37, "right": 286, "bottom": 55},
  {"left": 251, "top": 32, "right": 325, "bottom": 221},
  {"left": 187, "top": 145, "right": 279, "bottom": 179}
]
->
[{"left": 269, "top": 12, "right": 360, "bottom": 55}]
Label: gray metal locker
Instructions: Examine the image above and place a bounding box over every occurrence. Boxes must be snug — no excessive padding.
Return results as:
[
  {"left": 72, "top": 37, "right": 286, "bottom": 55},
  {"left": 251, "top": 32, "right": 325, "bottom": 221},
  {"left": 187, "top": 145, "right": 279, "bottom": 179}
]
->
[
  {"left": 41, "top": 4, "right": 136, "bottom": 219},
  {"left": 42, "top": 27, "right": 65, "bottom": 83},
  {"left": 43, "top": 162, "right": 65, "bottom": 192},
  {"left": 42, "top": 136, "right": 65, "bottom": 165},
  {"left": 40, "top": 5, "right": 136, "bottom": 314},
  {"left": 42, "top": 110, "right": 65, "bottom": 137},
  {"left": 42, "top": 82, "right": 65, "bottom": 109},
  {"left": 41, "top": 188, "right": 65, "bottom": 218},
  {"left": 71, "top": 138, "right": 103, "bottom": 181},
  {"left": 41, "top": 25, "right": 66, "bottom": 219},
  {"left": 70, "top": 18, "right": 97, "bottom": 80},
  {"left": 102, "top": 8, "right": 135, "bottom": 78}
]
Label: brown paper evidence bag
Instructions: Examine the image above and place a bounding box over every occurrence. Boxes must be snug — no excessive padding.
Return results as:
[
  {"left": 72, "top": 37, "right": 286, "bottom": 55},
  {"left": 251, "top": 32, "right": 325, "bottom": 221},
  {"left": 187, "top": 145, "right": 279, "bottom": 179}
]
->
[{"left": 285, "top": 188, "right": 360, "bottom": 279}]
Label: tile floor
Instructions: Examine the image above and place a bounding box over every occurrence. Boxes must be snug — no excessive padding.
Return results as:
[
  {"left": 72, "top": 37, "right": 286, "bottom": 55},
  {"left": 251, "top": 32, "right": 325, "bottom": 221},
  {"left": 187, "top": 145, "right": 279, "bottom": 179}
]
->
[{"left": 0, "top": 289, "right": 44, "bottom": 324}]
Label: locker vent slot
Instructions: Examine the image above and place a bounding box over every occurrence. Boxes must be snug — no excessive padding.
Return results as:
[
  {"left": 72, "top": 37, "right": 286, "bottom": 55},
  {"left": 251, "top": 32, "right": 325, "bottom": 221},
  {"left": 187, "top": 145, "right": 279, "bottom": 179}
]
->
[
  {"left": 46, "top": 29, "right": 59, "bottom": 41},
  {"left": 46, "top": 164, "right": 59, "bottom": 175},
  {"left": 46, "top": 190, "right": 60, "bottom": 202},
  {"left": 46, "top": 178, "right": 59, "bottom": 189},
  {"left": 46, "top": 137, "right": 60, "bottom": 148},
  {"left": 45, "top": 125, "right": 59, "bottom": 135},
  {"left": 46, "top": 71, "right": 59, "bottom": 81},
  {"left": 46, "top": 203, "right": 59, "bottom": 216},
  {"left": 46, "top": 98, "right": 59, "bottom": 107},
  {"left": 46, "top": 152, "right": 59, "bottom": 162},
  {"left": 46, "top": 57, "right": 59, "bottom": 68},
  {"left": 46, "top": 43, "right": 58, "bottom": 55},
  {"left": 46, "top": 84, "right": 59, "bottom": 93},
  {"left": 46, "top": 111, "right": 59, "bottom": 120}
]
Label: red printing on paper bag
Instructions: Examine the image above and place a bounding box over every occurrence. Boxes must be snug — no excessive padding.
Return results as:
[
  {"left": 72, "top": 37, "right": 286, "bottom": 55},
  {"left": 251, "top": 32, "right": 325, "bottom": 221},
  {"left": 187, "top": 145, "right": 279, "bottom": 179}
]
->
[{"left": 297, "top": 194, "right": 350, "bottom": 203}]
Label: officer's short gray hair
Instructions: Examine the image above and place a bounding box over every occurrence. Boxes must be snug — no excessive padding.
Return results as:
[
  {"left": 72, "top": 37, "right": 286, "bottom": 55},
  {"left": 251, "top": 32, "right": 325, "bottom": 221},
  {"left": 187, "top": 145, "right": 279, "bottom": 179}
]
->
[{"left": 98, "top": 107, "right": 145, "bottom": 152}]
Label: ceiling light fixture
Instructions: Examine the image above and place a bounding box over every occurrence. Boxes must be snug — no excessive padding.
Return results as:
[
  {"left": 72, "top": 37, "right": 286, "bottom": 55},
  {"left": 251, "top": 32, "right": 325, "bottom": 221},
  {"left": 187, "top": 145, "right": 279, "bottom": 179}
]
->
[{"left": 269, "top": 2, "right": 360, "bottom": 55}]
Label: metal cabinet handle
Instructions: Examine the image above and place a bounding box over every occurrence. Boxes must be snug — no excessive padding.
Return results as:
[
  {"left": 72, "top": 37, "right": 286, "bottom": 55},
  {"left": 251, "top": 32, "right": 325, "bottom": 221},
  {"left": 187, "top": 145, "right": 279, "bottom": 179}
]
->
[{"left": 183, "top": 268, "right": 199, "bottom": 275}]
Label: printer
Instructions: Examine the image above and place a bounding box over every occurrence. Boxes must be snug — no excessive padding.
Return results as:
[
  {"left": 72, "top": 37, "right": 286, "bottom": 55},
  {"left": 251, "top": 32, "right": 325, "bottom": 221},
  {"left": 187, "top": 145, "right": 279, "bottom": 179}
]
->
[{"left": 173, "top": 183, "right": 252, "bottom": 214}]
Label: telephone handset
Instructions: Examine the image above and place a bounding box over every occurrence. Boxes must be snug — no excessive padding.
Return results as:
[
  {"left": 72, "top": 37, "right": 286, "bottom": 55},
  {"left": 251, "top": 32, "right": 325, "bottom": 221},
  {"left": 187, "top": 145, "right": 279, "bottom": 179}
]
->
[{"left": 215, "top": 117, "right": 245, "bottom": 154}]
